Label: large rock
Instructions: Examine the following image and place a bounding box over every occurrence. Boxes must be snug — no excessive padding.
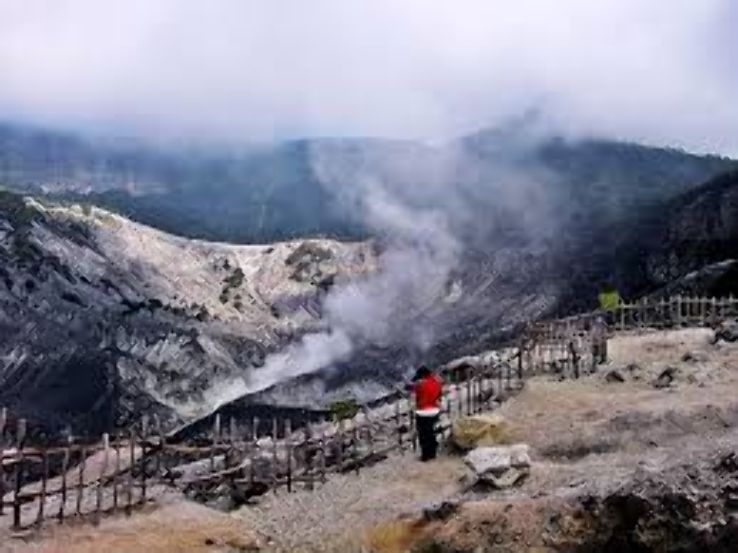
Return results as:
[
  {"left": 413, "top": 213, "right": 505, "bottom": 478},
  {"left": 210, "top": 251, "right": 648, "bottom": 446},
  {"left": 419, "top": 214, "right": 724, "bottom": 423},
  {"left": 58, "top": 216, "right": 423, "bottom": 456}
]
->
[
  {"left": 451, "top": 414, "right": 511, "bottom": 450},
  {"left": 464, "top": 444, "right": 531, "bottom": 489},
  {"left": 714, "top": 319, "right": 738, "bottom": 343}
]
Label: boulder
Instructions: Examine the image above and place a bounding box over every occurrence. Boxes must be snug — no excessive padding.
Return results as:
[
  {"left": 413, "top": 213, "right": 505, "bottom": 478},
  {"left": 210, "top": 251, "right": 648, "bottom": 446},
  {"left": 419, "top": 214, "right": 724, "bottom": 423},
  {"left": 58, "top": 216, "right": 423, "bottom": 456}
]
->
[
  {"left": 652, "top": 366, "right": 679, "bottom": 389},
  {"left": 422, "top": 500, "right": 460, "bottom": 522},
  {"left": 464, "top": 444, "right": 531, "bottom": 489},
  {"left": 682, "top": 351, "right": 708, "bottom": 363},
  {"left": 605, "top": 370, "right": 625, "bottom": 383},
  {"left": 714, "top": 320, "right": 738, "bottom": 343},
  {"left": 451, "top": 414, "right": 511, "bottom": 450}
]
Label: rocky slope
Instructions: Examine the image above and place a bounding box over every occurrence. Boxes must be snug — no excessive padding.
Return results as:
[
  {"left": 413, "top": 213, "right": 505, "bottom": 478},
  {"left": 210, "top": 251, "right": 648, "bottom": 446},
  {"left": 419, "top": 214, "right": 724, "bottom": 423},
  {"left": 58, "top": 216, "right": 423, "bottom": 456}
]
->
[
  {"left": 0, "top": 190, "right": 558, "bottom": 439},
  {"left": 5, "top": 164, "right": 738, "bottom": 439},
  {"left": 0, "top": 189, "right": 375, "bottom": 437}
]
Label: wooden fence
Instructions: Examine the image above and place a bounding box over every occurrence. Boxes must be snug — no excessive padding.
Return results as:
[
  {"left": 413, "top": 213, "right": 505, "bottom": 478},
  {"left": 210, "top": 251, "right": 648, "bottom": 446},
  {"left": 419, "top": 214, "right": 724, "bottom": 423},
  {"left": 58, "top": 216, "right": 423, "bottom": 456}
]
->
[
  {"left": 3, "top": 294, "right": 735, "bottom": 532},
  {"left": 530, "top": 294, "right": 738, "bottom": 342},
  {"left": 0, "top": 357, "right": 523, "bottom": 531}
]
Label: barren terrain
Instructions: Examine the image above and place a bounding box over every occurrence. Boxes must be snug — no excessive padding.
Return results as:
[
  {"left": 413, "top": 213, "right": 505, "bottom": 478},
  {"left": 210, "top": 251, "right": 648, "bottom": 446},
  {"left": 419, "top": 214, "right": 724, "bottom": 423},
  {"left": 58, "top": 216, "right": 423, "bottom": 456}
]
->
[{"left": 4, "top": 327, "right": 738, "bottom": 552}]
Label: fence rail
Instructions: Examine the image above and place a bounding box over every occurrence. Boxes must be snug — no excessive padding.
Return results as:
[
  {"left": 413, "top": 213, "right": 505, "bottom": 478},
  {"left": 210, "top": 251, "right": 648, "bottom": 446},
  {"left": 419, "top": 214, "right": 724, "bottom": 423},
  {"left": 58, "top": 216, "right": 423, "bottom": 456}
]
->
[
  {"left": 1, "top": 363, "right": 522, "bottom": 531},
  {"left": 530, "top": 294, "right": 738, "bottom": 342},
  {"left": 2, "top": 294, "right": 735, "bottom": 532}
]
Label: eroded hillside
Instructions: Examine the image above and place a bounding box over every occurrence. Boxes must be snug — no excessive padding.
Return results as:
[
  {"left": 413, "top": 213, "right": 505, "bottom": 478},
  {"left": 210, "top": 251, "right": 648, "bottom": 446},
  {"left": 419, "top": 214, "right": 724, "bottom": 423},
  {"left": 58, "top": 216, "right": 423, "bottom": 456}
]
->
[{"left": 0, "top": 190, "right": 376, "bottom": 436}]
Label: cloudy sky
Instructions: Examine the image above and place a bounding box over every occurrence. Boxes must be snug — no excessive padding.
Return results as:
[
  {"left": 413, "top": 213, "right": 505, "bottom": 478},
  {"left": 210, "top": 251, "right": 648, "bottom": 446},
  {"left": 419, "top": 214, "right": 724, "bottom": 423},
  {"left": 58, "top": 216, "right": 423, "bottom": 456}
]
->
[{"left": 0, "top": 0, "right": 736, "bottom": 154}]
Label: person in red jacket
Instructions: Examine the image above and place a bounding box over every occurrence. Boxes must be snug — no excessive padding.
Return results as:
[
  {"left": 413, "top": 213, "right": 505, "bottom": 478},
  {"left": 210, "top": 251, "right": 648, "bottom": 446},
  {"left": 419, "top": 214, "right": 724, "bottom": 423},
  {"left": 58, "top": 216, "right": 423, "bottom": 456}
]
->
[{"left": 411, "top": 365, "right": 443, "bottom": 461}]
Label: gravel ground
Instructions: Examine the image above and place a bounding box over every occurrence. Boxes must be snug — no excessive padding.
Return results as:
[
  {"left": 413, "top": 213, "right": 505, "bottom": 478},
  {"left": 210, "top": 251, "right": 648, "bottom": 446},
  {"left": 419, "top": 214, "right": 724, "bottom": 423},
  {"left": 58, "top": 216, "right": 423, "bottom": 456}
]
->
[{"left": 234, "top": 451, "right": 467, "bottom": 552}]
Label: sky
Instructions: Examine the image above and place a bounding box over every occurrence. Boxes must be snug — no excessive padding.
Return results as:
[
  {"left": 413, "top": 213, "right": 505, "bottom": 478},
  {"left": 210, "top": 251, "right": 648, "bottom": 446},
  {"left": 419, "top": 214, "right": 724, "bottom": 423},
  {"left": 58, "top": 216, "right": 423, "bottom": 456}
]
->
[{"left": 0, "top": 0, "right": 736, "bottom": 155}]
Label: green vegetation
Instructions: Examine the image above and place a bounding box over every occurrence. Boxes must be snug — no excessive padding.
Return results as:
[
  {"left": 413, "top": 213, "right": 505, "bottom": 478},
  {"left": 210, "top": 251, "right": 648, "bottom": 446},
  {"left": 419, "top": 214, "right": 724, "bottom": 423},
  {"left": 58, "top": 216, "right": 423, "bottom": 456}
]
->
[
  {"left": 220, "top": 266, "right": 244, "bottom": 304},
  {"left": 598, "top": 285, "right": 622, "bottom": 311},
  {"left": 328, "top": 399, "right": 361, "bottom": 421},
  {"left": 0, "top": 189, "right": 40, "bottom": 229},
  {"left": 223, "top": 266, "right": 244, "bottom": 288}
]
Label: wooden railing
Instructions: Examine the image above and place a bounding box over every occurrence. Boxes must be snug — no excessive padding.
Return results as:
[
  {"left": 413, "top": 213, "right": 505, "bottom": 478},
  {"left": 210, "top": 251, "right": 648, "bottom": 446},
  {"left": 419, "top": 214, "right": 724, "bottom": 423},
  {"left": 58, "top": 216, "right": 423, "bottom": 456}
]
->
[
  {"left": 528, "top": 294, "right": 738, "bottom": 341},
  {"left": 0, "top": 357, "right": 523, "bottom": 531},
  {"left": 3, "top": 294, "right": 735, "bottom": 532}
]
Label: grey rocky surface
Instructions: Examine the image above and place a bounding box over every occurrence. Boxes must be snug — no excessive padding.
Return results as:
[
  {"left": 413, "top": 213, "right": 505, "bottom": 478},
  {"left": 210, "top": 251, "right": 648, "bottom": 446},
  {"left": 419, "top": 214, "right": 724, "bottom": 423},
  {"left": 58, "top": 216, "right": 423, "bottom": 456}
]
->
[
  {"left": 0, "top": 192, "right": 553, "bottom": 439},
  {"left": 0, "top": 192, "right": 375, "bottom": 437},
  {"left": 463, "top": 444, "right": 531, "bottom": 489}
]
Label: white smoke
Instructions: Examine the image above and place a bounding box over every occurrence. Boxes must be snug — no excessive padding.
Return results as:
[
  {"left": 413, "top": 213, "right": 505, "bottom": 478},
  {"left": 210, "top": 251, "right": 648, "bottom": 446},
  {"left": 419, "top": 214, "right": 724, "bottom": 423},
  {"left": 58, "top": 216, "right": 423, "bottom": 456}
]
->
[{"left": 246, "top": 143, "right": 463, "bottom": 392}]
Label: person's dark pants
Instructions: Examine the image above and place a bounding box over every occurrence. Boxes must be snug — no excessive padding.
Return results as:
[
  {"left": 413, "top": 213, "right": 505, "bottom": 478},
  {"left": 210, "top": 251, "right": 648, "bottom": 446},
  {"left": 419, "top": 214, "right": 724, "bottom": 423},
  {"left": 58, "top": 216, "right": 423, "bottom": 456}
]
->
[{"left": 416, "top": 414, "right": 439, "bottom": 461}]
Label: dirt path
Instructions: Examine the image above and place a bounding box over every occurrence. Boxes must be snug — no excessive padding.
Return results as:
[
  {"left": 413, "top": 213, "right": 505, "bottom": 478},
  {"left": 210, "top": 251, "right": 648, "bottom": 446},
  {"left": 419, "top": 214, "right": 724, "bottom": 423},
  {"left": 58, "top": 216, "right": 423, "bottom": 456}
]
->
[
  {"left": 1, "top": 496, "right": 262, "bottom": 553},
  {"left": 234, "top": 452, "right": 467, "bottom": 552},
  {"left": 367, "top": 328, "right": 738, "bottom": 552}
]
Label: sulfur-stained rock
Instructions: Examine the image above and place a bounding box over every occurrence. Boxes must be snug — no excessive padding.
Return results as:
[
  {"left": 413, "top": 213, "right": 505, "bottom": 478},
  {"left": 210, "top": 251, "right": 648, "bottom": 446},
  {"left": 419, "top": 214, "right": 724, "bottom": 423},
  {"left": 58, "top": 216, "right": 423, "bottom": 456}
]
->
[{"left": 451, "top": 414, "right": 512, "bottom": 450}]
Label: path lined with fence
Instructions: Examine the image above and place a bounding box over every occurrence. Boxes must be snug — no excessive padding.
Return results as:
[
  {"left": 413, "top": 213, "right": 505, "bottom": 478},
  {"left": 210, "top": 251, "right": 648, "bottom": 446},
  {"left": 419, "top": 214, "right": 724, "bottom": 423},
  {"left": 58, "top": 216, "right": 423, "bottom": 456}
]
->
[
  {"left": 2, "top": 294, "right": 736, "bottom": 532},
  {"left": 0, "top": 359, "right": 522, "bottom": 531}
]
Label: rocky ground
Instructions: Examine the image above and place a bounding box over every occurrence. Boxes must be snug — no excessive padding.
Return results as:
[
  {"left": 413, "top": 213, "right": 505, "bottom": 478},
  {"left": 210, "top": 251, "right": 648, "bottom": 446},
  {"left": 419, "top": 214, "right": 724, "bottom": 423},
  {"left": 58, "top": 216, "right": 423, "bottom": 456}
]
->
[
  {"left": 4, "top": 326, "right": 738, "bottom": 552},
  {"left": 358, "top": 327, "right": 738, "bottom": 552}
]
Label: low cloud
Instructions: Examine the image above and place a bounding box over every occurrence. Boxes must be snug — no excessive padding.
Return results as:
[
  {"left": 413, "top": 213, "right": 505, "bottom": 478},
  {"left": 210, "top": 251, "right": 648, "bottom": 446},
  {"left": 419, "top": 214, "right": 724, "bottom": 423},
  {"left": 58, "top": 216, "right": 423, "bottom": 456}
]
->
[
  {"left": 245, "top": 136, "right": 558, "bottom": 390},
  {"left": 0, "top": 0, "right": 736, "bottom": 154}
]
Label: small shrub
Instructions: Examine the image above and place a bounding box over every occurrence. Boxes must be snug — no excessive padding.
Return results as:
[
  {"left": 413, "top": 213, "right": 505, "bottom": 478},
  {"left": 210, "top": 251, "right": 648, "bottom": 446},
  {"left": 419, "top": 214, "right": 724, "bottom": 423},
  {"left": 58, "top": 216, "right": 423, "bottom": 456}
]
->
[
  {"left": 223, "top": 267, "right": 244, "bottom": 289},
  {"left": 329, "top": 399, "right": 361, "bottom": 421}
]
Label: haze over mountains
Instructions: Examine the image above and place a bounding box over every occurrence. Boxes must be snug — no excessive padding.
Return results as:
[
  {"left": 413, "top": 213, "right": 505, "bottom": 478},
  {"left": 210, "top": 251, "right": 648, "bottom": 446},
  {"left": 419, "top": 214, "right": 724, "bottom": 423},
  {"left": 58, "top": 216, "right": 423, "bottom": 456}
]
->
[
  {"left": 1, "top": 121, "right": 733, "bottom": 243},
  {"left": 1, "top": 120, "right": 738, "bottom": 438}
]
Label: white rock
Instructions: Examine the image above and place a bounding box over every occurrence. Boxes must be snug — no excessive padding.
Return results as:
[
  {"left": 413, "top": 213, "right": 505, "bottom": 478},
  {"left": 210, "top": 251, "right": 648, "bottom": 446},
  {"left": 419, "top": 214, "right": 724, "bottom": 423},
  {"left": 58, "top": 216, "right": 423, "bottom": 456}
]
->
[{"left": 464, "top": 444, "right": 531, "bottom": 488}]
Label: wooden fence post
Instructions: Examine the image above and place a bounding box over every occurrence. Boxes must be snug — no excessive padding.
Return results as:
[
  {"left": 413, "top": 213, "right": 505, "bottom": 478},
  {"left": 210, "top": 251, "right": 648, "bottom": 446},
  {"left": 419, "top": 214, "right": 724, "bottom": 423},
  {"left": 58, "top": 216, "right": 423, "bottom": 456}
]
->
[
  {"left": 363, "top": 408, "right": 375, "bottom": 458},
  {"left": 271, "top": 418, "right": 279, "bottom": 493},
  {"left": 285, "top": 418, "right": 293, "bottom": 492},
  {"left": 407, "top": 397, "right": 417, "bottom": 452},
  {"left": 319, "top": 427, "right": 327, "bottom": 485},
  {"left": 286, "top": 441, "right": 293, "bottom": 493},
  {"left": 76, "top": 445, "right": 86, "bottom": 517},
  {"left": 466, "top": 370, "right": 472, "bottom": 416},
  {"left": 517, "top": 346, "right": 524, "bottom": 381},
  {"left": 0, "top": 407, "right": 5, "bottom": 517},
  {"left": 141, "top": 415, "right": 149, "bottom": 441},
  {"left": 338, "top": 417, "right": 347, "bottom": 471},
  {"left": 447, "top": 392, "right": 455, "bottom": 427},
  {"left": 139, "top": 434, "right": 147, "bottom": 505},
  {"left": 497, "top": 361, "right": 503, "bottom": 399},
  {"left": 210, "top": 415, "right": 220, "bottom": 472},
  {"left": 304, "top": 422, "right": 315, "bottom": 491},
  {"left": 35, "top": 448, "right": 49, "bottom": 527},
  {"left": 252, "top": 416, "right": 260, "bottom": 443},
  {"left": 95, "top": 433, "right": 110, "bottom": 524},
  {"left": 113, "top": 433, "right": 121, "bottom": 511},
  {"left": 352, "top": 424, "right": 360, "bottom": 476},
  {"left": 12, "top": 423, "right": 25, "bottom": 530},
  {"left": 455, "top": 372, "right": 463, "bottom": 418},
  {"left": 17, "top": 418, "right": 26, "bottom": 446},
  {"left": 151, "top": 415, "right": 160, "bottom": 477},
  {"left": 0, "top": 406, "right": 6, "bottom": 443},
  {"left": 394, "top": 402, "right": 402, "bottom": 448},
  {"left": 58, "top": 435, "right": 72, "bottom": 523},
  {"left": 126, "top": 431, "right": 134, "bottom": 516}
]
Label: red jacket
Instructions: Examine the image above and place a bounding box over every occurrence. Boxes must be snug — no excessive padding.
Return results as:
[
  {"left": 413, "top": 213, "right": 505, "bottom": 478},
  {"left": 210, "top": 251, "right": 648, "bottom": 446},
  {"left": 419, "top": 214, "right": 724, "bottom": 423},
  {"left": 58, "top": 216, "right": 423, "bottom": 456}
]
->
[{"left": 414, "top": 375, "right": 443, "bottom": 411}]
